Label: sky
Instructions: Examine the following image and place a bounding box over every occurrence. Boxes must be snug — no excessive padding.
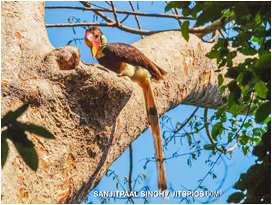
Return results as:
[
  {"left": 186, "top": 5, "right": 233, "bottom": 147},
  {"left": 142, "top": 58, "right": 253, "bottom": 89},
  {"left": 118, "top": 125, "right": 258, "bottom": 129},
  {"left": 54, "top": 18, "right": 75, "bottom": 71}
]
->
[{"left": 45, "top": 1, "right": 257, "bottom": 204}]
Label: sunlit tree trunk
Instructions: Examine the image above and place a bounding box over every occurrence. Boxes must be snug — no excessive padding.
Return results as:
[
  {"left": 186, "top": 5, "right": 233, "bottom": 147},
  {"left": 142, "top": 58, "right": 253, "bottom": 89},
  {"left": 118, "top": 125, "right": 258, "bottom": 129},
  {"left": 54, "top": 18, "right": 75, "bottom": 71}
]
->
[{"left": 1, "top": 1, "right": 248, "bottom": 204}]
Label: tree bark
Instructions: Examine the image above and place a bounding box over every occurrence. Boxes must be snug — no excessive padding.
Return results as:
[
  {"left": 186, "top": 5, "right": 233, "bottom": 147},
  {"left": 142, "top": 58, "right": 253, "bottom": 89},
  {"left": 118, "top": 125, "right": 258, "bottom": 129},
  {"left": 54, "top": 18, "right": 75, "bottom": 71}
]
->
[{"left": 1, "top": 1, "right": 248, "bottom": 204}]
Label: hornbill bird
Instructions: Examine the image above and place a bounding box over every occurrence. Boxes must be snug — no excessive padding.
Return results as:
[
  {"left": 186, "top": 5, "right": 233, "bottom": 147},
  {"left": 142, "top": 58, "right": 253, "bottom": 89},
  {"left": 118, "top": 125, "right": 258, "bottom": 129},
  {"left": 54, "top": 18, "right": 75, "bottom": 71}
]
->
[{"left": 85, "top": 26, "right": 168, "bottom": 194}]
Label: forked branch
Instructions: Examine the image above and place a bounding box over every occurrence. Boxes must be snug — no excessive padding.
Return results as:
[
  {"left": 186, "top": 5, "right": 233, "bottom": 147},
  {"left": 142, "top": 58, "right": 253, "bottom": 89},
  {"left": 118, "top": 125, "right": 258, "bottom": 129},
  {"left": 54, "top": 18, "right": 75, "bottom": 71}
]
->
[
  {"left": 204, "top": 108, "right": 239, "bottom": 153},
  {"left": 45, "top": 2, "right": 234, "bottom": 38}
]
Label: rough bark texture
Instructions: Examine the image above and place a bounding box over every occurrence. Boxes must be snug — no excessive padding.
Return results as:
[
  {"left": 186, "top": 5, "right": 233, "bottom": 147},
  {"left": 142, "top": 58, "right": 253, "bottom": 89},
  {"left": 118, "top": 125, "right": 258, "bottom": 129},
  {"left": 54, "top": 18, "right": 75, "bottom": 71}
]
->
[{"left": 1, "top": 1, "right": 248, "bottom": 204}]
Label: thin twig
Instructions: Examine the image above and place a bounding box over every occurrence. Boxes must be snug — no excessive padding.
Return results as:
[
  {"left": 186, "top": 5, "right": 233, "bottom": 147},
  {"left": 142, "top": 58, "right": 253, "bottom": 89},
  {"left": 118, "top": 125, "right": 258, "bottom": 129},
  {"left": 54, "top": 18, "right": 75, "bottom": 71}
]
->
[
  {"left": 105, "top": 1, "right": 111, "bottom": 6},
  {"left": 165, "top": 1, "right": 183, "bottom": 28},
  {"left": 204, "top": 108, "right": 239, "bottom": 153},
  {"left": 175, "top": 107, "right": 199, "bottom": 133},
  {"left": 79, "top": 1, "right": 115, "bottom": 23},
  {"left": 89, "top": 2, "right": 110, "bottom": 10},
  {"left": 120, "top": 15, "right": 129, "bottom": 24},
  {"left": 111, "top": 1, "right": 120, "bottom": 27},
  {"left": 209, "top": 31, "right": 220, "bottom": 42},
  {"left": 195, "top": 15, "right": 234, "bottom": 38},
  {"left": 219, "top": 29, "right": 227, "bottom": 39},
  {"left": 194, "top": 153, "right": 223, "bottom": 191},
  {"left": 129, "top": 1, "right": 144, "bottom": 39},
  {"left": 128, "top": 144, "right": 133, "bottom": 193}
]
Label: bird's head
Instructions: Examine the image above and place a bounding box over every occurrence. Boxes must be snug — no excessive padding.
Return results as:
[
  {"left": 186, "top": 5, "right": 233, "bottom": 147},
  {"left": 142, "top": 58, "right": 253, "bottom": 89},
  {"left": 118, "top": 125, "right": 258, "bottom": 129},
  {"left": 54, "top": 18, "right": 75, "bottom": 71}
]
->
[{"left": 85, "top": 26, "right": 107, "bottom": 59}]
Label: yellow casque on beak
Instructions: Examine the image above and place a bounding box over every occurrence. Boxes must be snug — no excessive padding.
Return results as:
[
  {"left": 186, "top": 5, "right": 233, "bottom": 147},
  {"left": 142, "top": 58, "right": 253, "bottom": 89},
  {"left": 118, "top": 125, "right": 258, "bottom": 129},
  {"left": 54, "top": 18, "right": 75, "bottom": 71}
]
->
[
  {"left": 91, "top": 45, "right": 98, "bottom": 59},
  {"left": 85, "top": 31, "right": 100, "bottom": 59}
]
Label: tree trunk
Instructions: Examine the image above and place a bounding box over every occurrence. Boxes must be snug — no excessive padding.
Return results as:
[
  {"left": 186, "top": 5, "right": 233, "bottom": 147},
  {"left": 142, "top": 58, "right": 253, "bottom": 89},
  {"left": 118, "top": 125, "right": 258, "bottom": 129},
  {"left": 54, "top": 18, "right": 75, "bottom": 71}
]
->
[{"left": 1, "top": 1, "right": 248, "bottom": 204}]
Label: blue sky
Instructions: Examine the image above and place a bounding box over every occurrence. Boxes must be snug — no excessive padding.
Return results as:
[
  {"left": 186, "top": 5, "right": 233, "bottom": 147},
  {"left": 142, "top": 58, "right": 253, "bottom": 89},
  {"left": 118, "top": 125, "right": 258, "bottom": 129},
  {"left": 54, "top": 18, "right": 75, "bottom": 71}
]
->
[{"left": 45, "top": 1, "right": 257, "bottom": 204}]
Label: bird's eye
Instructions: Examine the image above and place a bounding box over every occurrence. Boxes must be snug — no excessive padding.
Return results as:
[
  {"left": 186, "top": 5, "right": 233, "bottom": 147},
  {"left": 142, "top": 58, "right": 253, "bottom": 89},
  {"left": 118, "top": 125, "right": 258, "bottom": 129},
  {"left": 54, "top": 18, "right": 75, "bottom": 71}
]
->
[{"left": 95, "top": 34, "right": 99, "bottom": 38}]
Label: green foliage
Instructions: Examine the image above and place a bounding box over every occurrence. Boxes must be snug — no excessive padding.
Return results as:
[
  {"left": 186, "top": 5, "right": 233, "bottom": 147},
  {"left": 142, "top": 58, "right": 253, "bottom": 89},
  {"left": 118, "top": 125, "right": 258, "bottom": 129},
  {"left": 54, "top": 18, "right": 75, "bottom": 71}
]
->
[
  {"left": 227, "top": 122, "right": 270, "bottom": 203},
  {"left": 227, "top": 192, "right": 245, "bottom": 203},
  {"left": 101, "top": 169, "right": 149, "bottom": 204},
  {"left": 166, "top": 1, "right": 270, "bottom": 203},
  {"left": 203, "top": 143, "right": 217, "bottom": 150},
  {"left": 1, "top": 104, "right": 55, "bottom": 171},
  {"left": 181, "top": 20, "right": 190, "bottom": 41}
]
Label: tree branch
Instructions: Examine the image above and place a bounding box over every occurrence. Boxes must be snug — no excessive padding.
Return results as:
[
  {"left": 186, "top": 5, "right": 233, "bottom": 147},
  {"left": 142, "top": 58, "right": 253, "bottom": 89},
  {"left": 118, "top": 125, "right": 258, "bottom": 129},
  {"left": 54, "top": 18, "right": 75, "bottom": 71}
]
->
[
  {"left": 110, "top": 1, "right": 120, "bottom": 27},
  {"left": 45, "top": 5, "right": 193, "bottom": 20},
  {"left": 175, "top": 107, "right": 199, "bottom": 133},
  {"left": 194, "top": 15, "right": 235, "bottom": 38},
  {"left": 204, "top": 108, "right": 239, "bottom": 153},
  {"left": 79, "top": 1, "right": 115, "bottom": 23},
  {"left": 165, "top": 1, "right": 183, "bottom": 28},
  {"left": 128, "top": 144, "right": 133, "bottom": 193},
  {"left": 129, "top": 1, "right": 144, "bottom": 39}
]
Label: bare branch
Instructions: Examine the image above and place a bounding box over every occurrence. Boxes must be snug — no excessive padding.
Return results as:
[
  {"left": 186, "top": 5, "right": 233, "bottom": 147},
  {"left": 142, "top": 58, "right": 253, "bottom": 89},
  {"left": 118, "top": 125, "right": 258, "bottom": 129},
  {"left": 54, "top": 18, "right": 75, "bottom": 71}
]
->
[
  {"left": 219, "top": 29, "right": 227, "bottom": 39},
  {"left": 204, "top": 108, "right": 239, "bottom": 153},
  {"left": 111, "top": 1, "right": 120, "bottom": 27},
  {"left": 105, "top": 1, "right": 112, "bottom": 7},
  {"left": 45, "top": 5, "right": 193, "bottom": 20},
  {"left": 46, "top": 22, "right": 182, "bottom": 35},
  {"left": 175, "top": 107, "right": 199, "bottom": 133},
  {"left": 46, "top": 21, "right": 232, "bottom": 38},
  {"left": 194, "top": 15, "right": 235, "bottom": 38},
  {"left": 209, "top": 31, "right": 220, "bottom": 42},
  {"left": 165, "top": 1, "right": 182, "bottom": 28},
  {"left": 128, "top": 144, "right": 133, "bottom": 193},
  {"left": 89, "top": 2, "right": 110, "bottom": 10},
  {"left": 79, "top": 1, "right": 115, "bottom": 23},
  {"left": 193, "top": 153, "right": 223, "bottom": 192},
  {"left": 129, "top": 1, "right": 144, "bottom": 39},
  {"left": 120, "top": 14, "right": 130, "bottom": 24}
]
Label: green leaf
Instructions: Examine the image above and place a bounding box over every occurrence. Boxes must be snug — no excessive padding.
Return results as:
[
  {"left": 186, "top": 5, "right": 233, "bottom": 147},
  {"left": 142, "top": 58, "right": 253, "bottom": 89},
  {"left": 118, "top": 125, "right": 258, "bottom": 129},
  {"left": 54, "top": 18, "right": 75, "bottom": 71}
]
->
[
  {"left": 228, "top": 93, "right": 236, "bottom": 108},
  {"left": 1, "top": 130, "right": 9, "bottom": 168},
  {"left": 222, "top": 9, "right": 234, "bottom": 18},
  {"left": 19, "top": 123, "right": 55, "bottom": 139},
  {"left": 255, "top": 12, "right": 261, "bottom": 24},
  {"left": 165, "top": 1, "right": 190, "bottom": 12},
  {"left": 237, "top": 47, "right": 257, "bottom": 56},
  {"left": 255, "top": 81, "right": 268, "bottom": 99},
  {"left": 191, "top": 153, "right": 196, "bottom": 159},
  {"left": 204, "top": 143, "right": 217, "bottom": 150},
  {"left": 227, "top": 192, "right": 245, "bottom": 203},
  {"left": 255, "top": 102, "right": 271, "bottom": 123},
  {"left": 229, "top": 105, "right": 238, "bottom": 117},
  {"left": 181, "top": 21, "right": 190, "bottom": 41},
  {"left": 211, "top": 122, "right": 223, "bottom": 140},
  {"left": 242, "top": 146, "right": 249, "bottom": 155},
  {"left": 227, "top": 67, "right": 244, "bottom": 79},
  {"left": 218, "top": 74, "right": 224, "bottom": 87},
  {"left": 212, "top": 173, "right": 217, "bottom": 179},
  {"left": 243, "top": 121, "right": 252, "bottom": 128},
  {"left": 1, "top": 104, "right": 29, "bottom": 128},
  {"left": 255, "top": 52, "right": 271, "bottom": 70},
  {"left": 220, "top": 85, "right": 227, "bottom": 94},
  {"left": 228, "top": 81, "right": 242, "bottom": 104},
  {"left": 248, "top": 105, "right": 258, "bottom": 114},
  {"left": 253, "top": 128, "right": 263, "bottom": 136},
  {"left": 241, "top": 70, "right": 254, "bottom": 86}
]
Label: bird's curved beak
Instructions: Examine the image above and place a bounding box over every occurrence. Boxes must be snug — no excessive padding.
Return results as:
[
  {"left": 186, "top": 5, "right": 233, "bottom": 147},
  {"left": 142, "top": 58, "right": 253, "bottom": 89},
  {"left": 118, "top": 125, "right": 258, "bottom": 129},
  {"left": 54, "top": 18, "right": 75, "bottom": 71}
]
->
[{"left": 85, "top": 31, "right": 99, "bottom": 59}]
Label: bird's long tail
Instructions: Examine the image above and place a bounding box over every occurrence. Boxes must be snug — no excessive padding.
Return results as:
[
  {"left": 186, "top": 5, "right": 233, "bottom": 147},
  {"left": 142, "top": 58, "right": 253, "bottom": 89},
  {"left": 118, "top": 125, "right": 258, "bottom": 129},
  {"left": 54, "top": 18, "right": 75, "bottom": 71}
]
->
[{"left": 140, "top": 80, "right": 167, "bottom": 193}]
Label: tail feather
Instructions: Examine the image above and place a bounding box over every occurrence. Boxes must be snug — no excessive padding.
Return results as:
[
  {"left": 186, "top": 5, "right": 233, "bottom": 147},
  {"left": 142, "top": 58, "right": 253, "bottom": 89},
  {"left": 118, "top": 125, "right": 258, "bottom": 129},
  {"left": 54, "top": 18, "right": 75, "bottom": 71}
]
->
[{"left": 141, "top": 80, "right": 167, "bottom": 193}]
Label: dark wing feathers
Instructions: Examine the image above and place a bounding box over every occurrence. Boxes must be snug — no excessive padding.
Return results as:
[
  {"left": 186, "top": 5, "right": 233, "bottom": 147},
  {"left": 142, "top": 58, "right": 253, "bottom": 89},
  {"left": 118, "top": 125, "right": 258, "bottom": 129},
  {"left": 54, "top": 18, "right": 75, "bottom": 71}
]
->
[{"left": 105, "top": 43, "right": 167, "bottom": 81}]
